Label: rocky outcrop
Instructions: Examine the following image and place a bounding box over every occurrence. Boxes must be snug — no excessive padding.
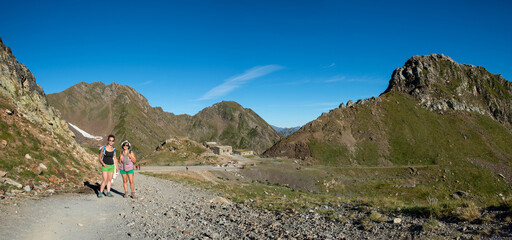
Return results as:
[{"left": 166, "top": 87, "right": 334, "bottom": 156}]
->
[
  {"left": 0, "top": 37, "right": 97, "bottom": 200},
  {"left": 384, "top": 54, "right": 512, "bottom": 128},
  {"left": 0, "top": 38, "right": 72, "bottom": 137}
]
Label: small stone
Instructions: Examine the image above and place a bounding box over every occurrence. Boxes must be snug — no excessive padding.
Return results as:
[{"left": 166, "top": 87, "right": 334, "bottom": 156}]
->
[
  {"left": 38, "top": 163, "right": 47, "bottom": 171},
  {"left": 393, "top": 218, "right": 402, "bottom": 224},
  {"left": 24, "top": 185, "right": 31, "bottom": 192},
  {"left": 0, "top": 170, "right": 6, "bottom": 177},
  {"left": 209, "top": 196, "right": 231, "bottom": 205},
  {"left": 77, "top": 223, "right": 83, "bottom": 227},
  {"left": 25, "top": 154, "right": 32, "bottom": 160},
  {"left": 0, "top": 139, "right": 7, "bottom": 149}
]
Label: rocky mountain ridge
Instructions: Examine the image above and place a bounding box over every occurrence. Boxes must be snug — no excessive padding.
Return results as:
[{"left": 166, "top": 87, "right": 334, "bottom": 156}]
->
[
  {"left": 264, "top": 54, "right": 512, "bottom": 171},
  {"left": 0, "top": 37, "right": 97, "bottom": 199},
  {"left": 384, "top": 54, "right": 512, "bottom": 128},
  {"left": 48, "top": 85, "right": 281, "bottom": 158},
  {"left": 47, "top": 81, "right": 190, "bottom": 159}
]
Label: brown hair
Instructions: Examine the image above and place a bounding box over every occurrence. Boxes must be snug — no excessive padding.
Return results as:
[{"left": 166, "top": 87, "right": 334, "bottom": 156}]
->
[{"left": 107, "top": 134, "right": 115, "bottom": 141}]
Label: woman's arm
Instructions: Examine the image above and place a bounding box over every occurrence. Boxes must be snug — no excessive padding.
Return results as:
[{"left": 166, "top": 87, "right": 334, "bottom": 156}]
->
[{"left": 130, "top": 152, "right": 137, "bottom": 163}]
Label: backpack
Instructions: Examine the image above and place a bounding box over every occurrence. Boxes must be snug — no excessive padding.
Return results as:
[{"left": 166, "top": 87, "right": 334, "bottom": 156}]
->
[{"left": 99, "top": 146, "right": 116, "bottom": 161}]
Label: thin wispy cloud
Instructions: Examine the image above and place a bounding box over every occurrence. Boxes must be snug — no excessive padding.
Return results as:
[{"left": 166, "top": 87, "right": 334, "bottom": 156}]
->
[
  {"left": 141, "top": 80, "right": 153, "bottom": 86},
  {"left": 198, "top": 64, "right": 283, "bottom": 100}
]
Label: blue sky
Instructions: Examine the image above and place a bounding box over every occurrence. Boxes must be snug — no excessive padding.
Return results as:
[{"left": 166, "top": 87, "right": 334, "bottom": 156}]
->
[{"left": 1, "top": 0, "right": 511, "bottom": 127}]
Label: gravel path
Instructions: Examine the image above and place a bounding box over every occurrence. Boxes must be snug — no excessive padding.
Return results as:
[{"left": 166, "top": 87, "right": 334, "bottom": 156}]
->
[{"left": 1, "top": 170, "right": 511, "bottom": 239}]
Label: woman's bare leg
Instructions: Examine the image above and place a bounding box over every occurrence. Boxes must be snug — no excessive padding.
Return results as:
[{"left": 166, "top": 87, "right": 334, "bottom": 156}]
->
[
  {"left": 122, "top": 174, "right": 128, "bottom": 193},
  {"left": 99, "top": 172, "right": 108, "bottom": 193},
  {"left": 106, "top": 172, "right": 114, "bottom": 192},
  {"left": 128, "top": 174, "right": 135, "bottom": 193}
]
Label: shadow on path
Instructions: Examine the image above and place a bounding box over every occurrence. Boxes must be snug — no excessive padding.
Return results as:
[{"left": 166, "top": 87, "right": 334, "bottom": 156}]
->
[
  {"left": 83, "top": 181, "right": 123, "bottom": 196},
  {"left": 83, "top": 181, "right": 100, "bottom": 194}
]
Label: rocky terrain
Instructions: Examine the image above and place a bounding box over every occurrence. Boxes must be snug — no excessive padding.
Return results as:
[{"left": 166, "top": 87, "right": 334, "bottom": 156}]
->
[
  {"left": 0, "top": 37, "right": 98, "bottom": 200},
  {"left": 142, "top": 136, "right": 222, "bottom": 166},
  {"left": 384, "top": 54, "right": 512, "bottom": 128},
  {"left": 2, "top": 172, "right": 510, "bottom": 239},
  {"left": 48, "top": 87, "right": 281, "bottom": 158}
]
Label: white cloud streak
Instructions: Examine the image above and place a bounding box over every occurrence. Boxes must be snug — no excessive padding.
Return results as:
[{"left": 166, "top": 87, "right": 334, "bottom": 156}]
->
[{"left": 198, "top": 64, "right": 283, "bottom": 100}]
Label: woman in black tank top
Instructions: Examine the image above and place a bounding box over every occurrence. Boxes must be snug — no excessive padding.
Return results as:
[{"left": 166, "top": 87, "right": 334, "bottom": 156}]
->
[{"left": 98, "top": 134, "right": 118, "bottom": 198}]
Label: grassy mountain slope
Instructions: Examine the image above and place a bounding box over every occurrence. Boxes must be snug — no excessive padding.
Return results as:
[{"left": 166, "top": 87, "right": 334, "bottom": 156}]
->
[{"left": 187, "top": 101, "right": 281, "bottom": 154}]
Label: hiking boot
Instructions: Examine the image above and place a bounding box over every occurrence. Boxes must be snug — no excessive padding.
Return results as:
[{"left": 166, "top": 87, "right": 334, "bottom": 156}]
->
[
  {"left": 123, "top": 193, "right": 128, "bottom": 198},
  {"left": 107, "top": 192, "right": 113, "bottom": 197},
  {"left": 97, "top": 192, "right": 104, "bottom": 198},
  {"left": 130, "top": 192, "right": 136, "bottom": 199}
]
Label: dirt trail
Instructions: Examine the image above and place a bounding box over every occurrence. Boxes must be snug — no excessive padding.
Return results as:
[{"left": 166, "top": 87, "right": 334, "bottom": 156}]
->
[
  {"left": 1, "top": 166, "right": 510, "bottom": 239},
  {"left": 0, "top": 176, "right": 132, "bottom": 240}
]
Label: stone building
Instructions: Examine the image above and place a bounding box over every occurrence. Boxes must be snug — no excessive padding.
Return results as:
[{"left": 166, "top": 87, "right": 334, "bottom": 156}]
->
[
  {"left": 233, "top": 149, "right": 254, "bottom": 156},
  {"left": 212, "top": 145, "right": 232, "bottom": 155}
]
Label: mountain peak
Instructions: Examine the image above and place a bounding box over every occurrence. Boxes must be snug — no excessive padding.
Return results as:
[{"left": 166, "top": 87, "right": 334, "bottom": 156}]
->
[{"left": 382, "top": 54, "right": 512, "bottom": 127}]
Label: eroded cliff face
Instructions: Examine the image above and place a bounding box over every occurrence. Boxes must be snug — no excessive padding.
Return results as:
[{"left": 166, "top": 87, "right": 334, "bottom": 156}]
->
[
  {"left": 384, "top": 54, "right": 512, "bottom": 128},
  {"left": 0, "top": 37, "right": 97, "bottom": 198}
]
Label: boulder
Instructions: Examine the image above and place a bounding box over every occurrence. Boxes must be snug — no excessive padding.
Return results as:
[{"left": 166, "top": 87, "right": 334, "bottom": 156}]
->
[
  {"left": 0, "top": 139, "right": 7, "bottom": 149},
  {"left": 2, "top": 177, "right": 22, "bottom": 188},
  {"left": 31, "top": 163, "right": 47, "bottom": 175},
  {"left": 0, "top": 170, "right": 6, "bottom": 177}
]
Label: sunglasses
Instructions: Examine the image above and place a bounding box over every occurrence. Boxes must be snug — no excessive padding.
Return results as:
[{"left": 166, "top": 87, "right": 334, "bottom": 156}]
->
[
  {"left": 108, "top": 140, "right": 115, "bottom": 142},
  {"left": 123, "top": 145, "right": 129, "bottom": 147}
]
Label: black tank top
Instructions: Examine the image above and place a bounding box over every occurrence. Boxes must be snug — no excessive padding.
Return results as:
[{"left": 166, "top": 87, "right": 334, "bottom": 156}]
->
[{"left": 103, "top": 150, "right": 114, "bottom": 165}]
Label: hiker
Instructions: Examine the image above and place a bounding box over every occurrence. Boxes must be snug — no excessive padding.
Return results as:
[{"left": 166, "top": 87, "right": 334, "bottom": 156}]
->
[
  {"left": 98, "top": 134, "right": 117, "bottom": 198},
  {"left": 119, "top": 140, "right": 137, "bottom": 198}
]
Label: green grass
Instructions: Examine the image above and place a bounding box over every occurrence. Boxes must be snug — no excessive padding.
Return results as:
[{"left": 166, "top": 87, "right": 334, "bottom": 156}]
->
[{"left": 309, "top": 139, "right": 350, "bottom": 165}]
